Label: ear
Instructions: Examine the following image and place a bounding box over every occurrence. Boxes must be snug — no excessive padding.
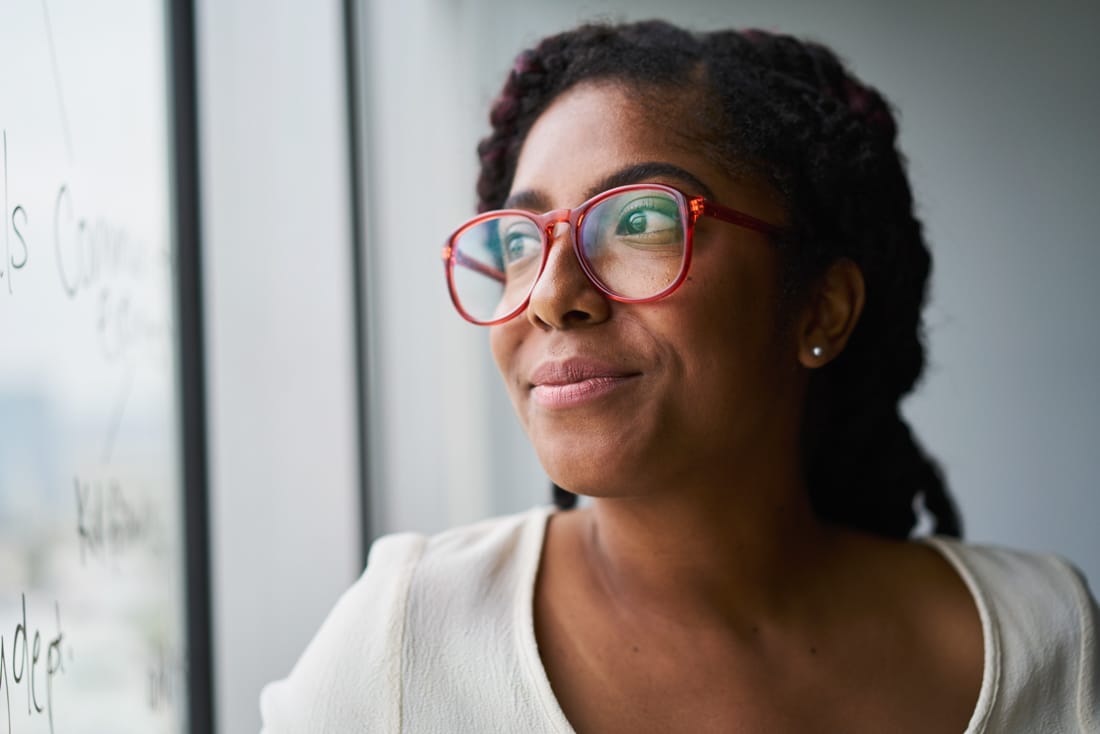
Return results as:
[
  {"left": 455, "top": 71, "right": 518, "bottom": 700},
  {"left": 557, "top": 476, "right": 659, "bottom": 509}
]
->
[{"left": 797, "top": 258, "right": 865, "bottom": 368}]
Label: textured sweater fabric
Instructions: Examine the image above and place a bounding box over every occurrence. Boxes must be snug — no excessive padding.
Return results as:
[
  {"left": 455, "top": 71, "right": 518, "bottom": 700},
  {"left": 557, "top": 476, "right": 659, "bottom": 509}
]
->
[{"left": 259, "top": 506, "right": 1099, "bottom": 733}]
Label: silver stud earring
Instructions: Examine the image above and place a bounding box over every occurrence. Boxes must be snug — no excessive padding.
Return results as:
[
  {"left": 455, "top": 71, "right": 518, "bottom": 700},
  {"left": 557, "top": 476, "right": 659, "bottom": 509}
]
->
[{"left": 811, "top": 345, "right": 825, "bottom": 358}]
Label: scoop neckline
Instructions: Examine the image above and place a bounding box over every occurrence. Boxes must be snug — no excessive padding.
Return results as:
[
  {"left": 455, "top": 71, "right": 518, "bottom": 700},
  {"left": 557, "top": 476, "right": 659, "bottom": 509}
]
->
[
  {"left": 919, "top": 535, "right": 1001, "bottom": 734},
  {"left": 514, "top": 505, "right": 575, "bottom": 732},
  {"left": 512, "top": 506, "right": 998, "bottom": 734}
]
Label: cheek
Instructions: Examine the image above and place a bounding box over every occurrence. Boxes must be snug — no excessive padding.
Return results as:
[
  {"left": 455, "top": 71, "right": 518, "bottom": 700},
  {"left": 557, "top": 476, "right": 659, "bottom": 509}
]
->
[
  {"left": 675, "top": 262, "right": 789, "bottom": 387},
  {"left": 489, "top": 325, "right": 527, "bottom": 403},
  {"left": 697, "top": 244, "right": 786, "bottom": 336},
  {"left": 488, "top": 326, "right": 511, "bottom": 379}
]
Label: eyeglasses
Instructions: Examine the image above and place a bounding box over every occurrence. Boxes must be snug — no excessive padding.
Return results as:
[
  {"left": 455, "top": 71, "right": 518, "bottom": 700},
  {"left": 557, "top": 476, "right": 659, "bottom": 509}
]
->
[{"left": 441, "top": 183, "right": 780, "bottom": 326}]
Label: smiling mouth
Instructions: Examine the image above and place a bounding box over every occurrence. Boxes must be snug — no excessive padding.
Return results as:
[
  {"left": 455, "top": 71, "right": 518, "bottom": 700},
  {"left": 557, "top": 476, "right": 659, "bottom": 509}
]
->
[
  {"left": 530, "top": 375, "right": 640, "bottom": 409},
  {"left": 528, "top": 359, "right": 641, "bottom": 409}
]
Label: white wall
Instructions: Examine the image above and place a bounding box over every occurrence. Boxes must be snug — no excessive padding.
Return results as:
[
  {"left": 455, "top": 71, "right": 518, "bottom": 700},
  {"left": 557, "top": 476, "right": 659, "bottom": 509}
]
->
[
  {"left": 362, "top": 0, "right": 1100, "bottom": 588},
  {"left": 195, "top": 2, "right": 361, "bottom": 732},
  {"left": 358, "top": 0, "right": 548, "bottom": 541}
]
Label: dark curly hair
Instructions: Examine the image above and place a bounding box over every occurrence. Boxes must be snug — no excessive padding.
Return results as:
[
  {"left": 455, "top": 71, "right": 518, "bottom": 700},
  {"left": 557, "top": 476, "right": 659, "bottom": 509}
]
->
[{"left": 478, "top": 20, "right": 960, "bottom": 539}]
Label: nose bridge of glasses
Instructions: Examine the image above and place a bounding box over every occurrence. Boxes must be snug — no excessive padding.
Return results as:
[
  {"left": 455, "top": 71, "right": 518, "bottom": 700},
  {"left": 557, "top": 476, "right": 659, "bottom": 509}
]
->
[
  {"left": 532, "top": 209, "right": 590, "bottom": 291},
  {"left": 535, "top": 208, "right": 575, "bottom": 245}
]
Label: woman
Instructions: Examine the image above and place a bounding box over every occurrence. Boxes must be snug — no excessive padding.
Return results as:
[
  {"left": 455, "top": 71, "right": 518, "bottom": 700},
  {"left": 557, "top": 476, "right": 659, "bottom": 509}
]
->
[{"left": 261, "top": 21, "right": 1097, "bottom": 732}]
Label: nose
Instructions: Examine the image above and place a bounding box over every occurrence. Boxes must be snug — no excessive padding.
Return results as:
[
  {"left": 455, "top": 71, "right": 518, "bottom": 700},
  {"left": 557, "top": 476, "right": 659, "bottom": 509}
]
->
[{"left": 525, "top": 220, "right": 610, "bottom": 330}]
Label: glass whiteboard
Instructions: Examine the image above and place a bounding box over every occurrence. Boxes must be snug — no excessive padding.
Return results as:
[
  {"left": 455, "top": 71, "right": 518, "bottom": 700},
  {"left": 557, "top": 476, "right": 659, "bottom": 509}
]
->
[{"left": 0, "top": 0, "right": 192, "bottom": 731}]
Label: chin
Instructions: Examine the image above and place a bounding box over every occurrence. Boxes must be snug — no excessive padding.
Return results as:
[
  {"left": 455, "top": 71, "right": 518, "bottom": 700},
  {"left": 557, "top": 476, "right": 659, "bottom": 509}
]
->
[{"left": 533, "top": 431, "right": 649, "bottom": 499}]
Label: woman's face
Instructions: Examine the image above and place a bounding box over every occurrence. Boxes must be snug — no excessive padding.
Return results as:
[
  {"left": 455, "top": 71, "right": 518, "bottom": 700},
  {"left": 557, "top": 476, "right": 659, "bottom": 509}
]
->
[{"left": 489, "top": 81, "right": 806, "bottom": 498}]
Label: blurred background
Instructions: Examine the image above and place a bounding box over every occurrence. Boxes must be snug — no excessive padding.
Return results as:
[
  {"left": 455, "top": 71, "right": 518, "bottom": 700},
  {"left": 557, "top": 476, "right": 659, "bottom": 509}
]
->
[{"left": 204, "top": 0, "right": 1099, "bottom": 730}]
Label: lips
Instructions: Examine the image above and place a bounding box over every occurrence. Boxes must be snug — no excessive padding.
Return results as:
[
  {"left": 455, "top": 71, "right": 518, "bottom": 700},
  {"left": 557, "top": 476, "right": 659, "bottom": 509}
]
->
[{"left": 528, "top": 358, "right": 640, "bottom": 409}]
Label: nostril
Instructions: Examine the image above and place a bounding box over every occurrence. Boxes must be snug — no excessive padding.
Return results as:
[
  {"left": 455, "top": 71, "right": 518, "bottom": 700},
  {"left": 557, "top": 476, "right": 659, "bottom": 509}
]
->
[{"left": 563, "top": 309, "right": 591, "bottom": 324}]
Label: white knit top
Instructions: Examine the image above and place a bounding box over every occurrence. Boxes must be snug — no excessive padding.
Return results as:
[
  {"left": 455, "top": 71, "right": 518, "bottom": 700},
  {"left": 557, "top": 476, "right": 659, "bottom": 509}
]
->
[{"left": 260, "top": 506, "right": 1098, "bottom": 733}]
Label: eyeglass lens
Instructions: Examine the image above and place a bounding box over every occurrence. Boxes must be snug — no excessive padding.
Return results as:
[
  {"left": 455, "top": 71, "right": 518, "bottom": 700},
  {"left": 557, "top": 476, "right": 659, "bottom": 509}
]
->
[{"left": 450, "top": 187, "right": 686, "bottom": 323}]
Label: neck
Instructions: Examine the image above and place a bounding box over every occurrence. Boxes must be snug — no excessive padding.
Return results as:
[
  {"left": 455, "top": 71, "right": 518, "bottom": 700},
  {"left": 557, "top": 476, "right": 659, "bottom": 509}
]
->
[{"left": 579, "top": 468, "right": 841, "bottom": 631}]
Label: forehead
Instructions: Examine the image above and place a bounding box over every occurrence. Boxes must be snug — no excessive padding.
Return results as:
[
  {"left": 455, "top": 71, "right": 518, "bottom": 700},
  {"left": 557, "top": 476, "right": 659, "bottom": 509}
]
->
[
  {"left": 508, "top": 81, "right": 785, "bottom": 221},
  {"left": 510, "top": 82, "right": 707, "bottom": 204}
]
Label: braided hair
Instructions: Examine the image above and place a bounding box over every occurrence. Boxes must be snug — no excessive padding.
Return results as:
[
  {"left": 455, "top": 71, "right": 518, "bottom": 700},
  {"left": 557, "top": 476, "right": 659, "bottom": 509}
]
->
[{"left": 478, "top": 21, "right": 961, "bottom": 539}]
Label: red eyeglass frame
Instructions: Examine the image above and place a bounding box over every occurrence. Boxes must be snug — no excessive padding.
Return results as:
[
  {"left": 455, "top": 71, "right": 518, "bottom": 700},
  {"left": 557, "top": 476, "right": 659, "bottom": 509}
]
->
[{"left": 441, "top": 182, "right": 781, "bottom": 326}]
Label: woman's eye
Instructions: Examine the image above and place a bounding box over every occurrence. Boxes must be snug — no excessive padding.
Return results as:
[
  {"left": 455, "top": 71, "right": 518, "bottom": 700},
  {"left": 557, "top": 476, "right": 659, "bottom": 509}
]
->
[
  {"left": 503, "top": 229, "right": 540, "bottom": 263},
  {"left": 613, "top": 198, "right": 680, "bottom": 242},
  {"left": 621, "top": 211, "right": 652, "bottom": 235}
]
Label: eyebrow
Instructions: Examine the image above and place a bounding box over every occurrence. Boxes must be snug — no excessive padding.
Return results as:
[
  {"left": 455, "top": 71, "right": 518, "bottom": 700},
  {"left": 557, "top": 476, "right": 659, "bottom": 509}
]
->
[{"left": 502, "top": 162, "right": 718, "bottom": 211}]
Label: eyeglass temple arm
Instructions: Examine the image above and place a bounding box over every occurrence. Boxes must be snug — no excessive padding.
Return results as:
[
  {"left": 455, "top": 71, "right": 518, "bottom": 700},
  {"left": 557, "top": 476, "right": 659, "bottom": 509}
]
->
[
  {"left": 692, "top": 198, "right": 782, "bottom": 237},
  {"left": 449, "top": 247, "right": 506, "bottom": 283}
]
